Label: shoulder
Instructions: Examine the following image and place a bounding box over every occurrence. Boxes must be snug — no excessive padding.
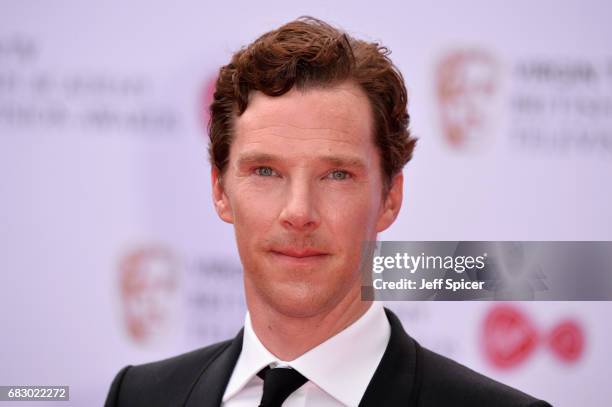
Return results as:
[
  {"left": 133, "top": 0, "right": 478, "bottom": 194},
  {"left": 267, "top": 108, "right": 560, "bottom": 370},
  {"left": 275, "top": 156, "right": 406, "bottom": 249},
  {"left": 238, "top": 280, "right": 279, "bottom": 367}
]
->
[
  {"left": 416, "top": 344, "right": 551, "bottom": 407},
  {"left": 104, "top": 339, "right": 232, "bottom": 407}
]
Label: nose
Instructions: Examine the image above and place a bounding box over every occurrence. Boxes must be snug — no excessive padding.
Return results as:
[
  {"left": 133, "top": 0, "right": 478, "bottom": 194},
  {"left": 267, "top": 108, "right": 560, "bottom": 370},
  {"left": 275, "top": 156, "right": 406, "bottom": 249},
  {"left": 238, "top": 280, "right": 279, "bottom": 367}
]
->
[{"left": 279, "top": 178, "right": 320, "bottom": 232}]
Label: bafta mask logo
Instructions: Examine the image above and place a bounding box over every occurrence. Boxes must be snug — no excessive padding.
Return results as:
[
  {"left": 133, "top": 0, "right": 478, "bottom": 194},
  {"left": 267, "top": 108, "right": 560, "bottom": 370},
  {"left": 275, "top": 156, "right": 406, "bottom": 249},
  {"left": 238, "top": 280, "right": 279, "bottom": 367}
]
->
[
  {"left": 119, "top": 246, "right": 178, "bottom": 345},
  {"left": 436, "top": 50, "right": 500, "bottom": 149}
]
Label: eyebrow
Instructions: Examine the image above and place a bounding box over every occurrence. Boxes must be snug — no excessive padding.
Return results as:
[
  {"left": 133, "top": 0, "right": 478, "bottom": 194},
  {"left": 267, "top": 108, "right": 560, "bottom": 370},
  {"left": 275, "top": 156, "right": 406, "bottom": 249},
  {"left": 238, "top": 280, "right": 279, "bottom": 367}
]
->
[{"left": 236, "top": 152, "right": 367, "bottom": 170}]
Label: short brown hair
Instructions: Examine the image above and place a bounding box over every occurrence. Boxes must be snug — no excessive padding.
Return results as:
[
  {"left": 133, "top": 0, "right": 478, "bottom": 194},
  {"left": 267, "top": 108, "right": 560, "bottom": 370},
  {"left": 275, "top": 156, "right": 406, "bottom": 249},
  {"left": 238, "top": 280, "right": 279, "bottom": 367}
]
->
[{"left": 208, "top": 17, "right": 416, "bottom": 190}]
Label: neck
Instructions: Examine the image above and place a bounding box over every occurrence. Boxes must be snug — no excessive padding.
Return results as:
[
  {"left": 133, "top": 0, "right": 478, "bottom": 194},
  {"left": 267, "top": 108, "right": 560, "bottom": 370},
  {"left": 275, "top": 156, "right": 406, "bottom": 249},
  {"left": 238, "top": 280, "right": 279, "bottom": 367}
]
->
[{"left": 245, "top": 281, "right": 371, "bottom": 361}]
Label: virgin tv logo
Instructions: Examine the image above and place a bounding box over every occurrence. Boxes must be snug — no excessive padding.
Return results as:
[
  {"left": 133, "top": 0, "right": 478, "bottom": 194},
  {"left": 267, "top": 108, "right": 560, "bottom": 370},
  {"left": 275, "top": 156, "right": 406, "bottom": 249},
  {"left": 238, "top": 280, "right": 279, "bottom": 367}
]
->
[
  {"left": 200, "top": 75, "right": 217, "bottom": 131},
  {"left": 482, "top": 304, "right": 584, "bottom": 369}
]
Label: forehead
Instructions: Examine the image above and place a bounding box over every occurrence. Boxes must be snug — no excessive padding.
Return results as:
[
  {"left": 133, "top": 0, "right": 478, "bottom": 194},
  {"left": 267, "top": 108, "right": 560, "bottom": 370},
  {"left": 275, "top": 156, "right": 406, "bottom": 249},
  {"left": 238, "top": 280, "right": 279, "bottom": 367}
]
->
[{"left": 231, "top": 82, "right": 375, "bottom": 159}]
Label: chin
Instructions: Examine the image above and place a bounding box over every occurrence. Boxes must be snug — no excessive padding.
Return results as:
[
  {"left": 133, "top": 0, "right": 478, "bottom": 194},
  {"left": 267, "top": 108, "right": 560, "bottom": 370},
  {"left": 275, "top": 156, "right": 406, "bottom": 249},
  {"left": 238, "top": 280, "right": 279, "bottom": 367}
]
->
[{"left": 262, "top": 281, "right": 345, "bottom": 319}]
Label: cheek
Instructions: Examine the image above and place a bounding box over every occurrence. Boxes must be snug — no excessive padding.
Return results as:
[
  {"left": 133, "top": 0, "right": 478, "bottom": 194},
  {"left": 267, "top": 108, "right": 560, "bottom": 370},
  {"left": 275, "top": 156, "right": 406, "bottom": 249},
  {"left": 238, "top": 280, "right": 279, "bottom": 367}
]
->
[
  {"left": 230, "top": 187, "right": 280, "bottom": 242},
  {"left": 321, "top": 192, "right": 381, "bottom": 241}
]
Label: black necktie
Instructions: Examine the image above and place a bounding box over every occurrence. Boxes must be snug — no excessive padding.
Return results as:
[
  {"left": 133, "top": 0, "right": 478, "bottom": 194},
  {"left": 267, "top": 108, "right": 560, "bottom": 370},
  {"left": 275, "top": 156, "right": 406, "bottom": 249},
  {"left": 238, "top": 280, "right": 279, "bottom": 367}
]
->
[{"left": 257, "top": 366, "right": 308, "bottom": 407}]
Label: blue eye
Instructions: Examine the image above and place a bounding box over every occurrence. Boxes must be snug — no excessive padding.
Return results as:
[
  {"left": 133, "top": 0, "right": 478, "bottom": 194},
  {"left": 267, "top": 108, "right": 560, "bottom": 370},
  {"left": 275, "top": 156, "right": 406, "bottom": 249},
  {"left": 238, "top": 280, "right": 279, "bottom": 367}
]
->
[
  {"left": 328, "top": 170, "right": 350, "bottom": 180},
  {"left": 255, "top": 167, "right": 276, "bottom": 177}
]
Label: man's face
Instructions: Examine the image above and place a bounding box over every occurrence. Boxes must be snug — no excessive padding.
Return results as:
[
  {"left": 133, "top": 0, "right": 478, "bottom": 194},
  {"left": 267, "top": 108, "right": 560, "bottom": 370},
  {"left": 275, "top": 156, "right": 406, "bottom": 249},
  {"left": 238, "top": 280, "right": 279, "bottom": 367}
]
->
[{"left": 212, "top": 82, "right": 402, "bottom": 317}]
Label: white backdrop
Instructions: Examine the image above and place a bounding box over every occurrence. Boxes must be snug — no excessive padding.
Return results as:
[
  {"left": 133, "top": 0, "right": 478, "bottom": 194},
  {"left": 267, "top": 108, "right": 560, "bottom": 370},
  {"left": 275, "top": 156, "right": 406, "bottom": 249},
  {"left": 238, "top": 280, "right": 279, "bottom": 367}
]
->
[{"left": 1, "top": 1, "right": 611, "bottom": 406}]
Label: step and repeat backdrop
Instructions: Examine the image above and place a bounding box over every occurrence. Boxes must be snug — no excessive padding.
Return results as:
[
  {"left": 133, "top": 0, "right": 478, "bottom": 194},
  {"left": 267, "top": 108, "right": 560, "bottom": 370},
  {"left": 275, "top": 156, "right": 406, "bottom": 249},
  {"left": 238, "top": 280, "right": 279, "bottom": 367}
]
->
[{"left": 1, "top": 1, "right": 611, "bottom": 406}]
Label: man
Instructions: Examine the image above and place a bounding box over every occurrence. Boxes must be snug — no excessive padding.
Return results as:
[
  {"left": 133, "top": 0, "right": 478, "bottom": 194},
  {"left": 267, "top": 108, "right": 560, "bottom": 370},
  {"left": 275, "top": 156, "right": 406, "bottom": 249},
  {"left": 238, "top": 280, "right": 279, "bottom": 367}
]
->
[{"left": 105, "top": 17, "right": 551, "bottom": 407}]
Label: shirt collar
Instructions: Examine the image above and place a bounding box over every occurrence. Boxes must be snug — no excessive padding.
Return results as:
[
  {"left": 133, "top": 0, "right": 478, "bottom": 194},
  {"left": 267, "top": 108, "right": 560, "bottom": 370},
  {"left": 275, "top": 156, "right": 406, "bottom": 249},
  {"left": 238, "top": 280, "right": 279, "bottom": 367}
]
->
[{"left": 222, "top": 302, "right": 391, "bottom": 406}]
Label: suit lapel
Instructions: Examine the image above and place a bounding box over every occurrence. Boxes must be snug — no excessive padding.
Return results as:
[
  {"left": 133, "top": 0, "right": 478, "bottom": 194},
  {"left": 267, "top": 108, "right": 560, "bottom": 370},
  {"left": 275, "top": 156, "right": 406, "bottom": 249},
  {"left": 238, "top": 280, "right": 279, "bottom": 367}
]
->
[
  {"left": 184, "top": 329, "right": 244, "bottom": 407},
  {"left": 359, "top": 308, "right": 422, "bottom": 406},
  {"left": 183, "top": 308, "right": 421, "bottom": 407}
]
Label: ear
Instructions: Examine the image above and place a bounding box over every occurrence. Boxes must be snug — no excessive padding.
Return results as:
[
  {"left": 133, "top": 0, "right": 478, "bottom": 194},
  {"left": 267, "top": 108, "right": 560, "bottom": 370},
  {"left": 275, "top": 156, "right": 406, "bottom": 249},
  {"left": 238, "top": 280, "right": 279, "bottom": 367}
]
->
[
  {"left": 375, "top": 172, "right": 403, "bottom": 232},
  {"left": 211, "top": 167, "right": 234, "bottom": 224}
]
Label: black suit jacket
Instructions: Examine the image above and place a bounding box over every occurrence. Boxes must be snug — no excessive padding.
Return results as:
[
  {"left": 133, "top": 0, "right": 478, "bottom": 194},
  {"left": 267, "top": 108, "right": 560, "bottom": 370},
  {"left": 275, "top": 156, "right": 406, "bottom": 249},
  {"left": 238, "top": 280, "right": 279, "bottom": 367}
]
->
[{"left": 105, "top": 308, "right": 552, "bottom": 406}]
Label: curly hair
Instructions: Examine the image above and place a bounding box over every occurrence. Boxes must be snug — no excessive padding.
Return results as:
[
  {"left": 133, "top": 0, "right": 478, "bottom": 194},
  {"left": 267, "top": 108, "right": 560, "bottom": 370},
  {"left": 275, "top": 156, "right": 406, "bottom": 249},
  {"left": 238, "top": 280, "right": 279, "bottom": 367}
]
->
[{"left": 208, "top": 17, "right": 416, "bottom": 191}]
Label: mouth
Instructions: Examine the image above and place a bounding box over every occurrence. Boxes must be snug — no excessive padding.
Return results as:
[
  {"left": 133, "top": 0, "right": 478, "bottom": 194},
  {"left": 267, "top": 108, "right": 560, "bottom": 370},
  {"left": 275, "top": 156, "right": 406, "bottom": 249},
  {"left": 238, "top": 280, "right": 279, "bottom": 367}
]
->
[{"left": 269, "top": 248, "right": 330, "bottom": 264}]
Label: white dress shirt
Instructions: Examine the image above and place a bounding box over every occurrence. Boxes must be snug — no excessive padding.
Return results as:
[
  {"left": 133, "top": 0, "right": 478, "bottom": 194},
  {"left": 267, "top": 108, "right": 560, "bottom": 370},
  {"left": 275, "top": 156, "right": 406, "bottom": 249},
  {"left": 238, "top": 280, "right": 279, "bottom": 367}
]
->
[{"left": 221, "top": 302, "right": 391, "bottom": 407}]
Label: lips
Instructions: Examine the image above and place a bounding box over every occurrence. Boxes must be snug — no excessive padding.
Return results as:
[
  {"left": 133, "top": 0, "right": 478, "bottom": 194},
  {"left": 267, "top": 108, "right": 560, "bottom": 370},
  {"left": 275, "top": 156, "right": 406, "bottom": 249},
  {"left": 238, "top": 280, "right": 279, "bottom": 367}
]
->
[{"left": 271, "top": 248, "right": 328, "bottom": 258}]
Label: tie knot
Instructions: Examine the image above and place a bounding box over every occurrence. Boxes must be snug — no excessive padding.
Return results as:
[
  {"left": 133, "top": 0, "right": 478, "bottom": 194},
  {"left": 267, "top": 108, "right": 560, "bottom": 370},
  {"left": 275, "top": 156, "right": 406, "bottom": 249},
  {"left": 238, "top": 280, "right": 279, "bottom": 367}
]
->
[{"left": 257, "top": 366, "right": 308, "bottom": 407}]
